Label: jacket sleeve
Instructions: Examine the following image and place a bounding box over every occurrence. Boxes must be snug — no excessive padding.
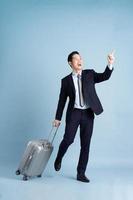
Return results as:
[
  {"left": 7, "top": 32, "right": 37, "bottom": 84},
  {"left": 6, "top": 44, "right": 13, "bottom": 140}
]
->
[
  {"left": 55, "top": 79, "right": 68, "bottom": 121},
  {"left": 93, "top": 66, "right": 114, "bottom": 83}
]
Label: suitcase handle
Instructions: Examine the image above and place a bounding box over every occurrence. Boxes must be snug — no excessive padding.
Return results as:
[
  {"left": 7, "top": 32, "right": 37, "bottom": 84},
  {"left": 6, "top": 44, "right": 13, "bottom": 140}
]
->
[{"left": 47, "top": 126, "right": 59, "bottom": 144}]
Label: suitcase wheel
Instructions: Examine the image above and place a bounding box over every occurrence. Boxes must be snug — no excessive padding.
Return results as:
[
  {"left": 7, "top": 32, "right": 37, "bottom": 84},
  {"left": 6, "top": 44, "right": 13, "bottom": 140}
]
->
[
  {"left": 23, "top": 175, "right": 28, "bottom": 181},
  {"left": 16, "top": 170, "right": 21, "bottom": 175},
  {"left": 37, "top": 174, "right": 42, "bottom": 178}
]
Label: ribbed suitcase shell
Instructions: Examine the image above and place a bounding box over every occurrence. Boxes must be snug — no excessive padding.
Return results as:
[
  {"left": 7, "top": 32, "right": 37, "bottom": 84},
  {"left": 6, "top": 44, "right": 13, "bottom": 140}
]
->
[{"left": 16, "top": 139, "right": 54, "bottom": 180}]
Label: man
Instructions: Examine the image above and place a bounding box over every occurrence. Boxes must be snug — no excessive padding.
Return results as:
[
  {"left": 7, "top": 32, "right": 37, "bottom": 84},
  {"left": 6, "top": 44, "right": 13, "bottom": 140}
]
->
[{"left": 53, "top": 51, "right": 115, "bottom": 182}]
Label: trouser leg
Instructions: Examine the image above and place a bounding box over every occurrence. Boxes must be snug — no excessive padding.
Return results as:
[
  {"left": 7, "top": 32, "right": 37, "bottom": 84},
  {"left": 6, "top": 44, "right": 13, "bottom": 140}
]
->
[
  {"left": 77, "top": 109, "right": 94, "bottom": 174},
  {"left": 56, "top": 109, "right": 80, "bottom": 161}
]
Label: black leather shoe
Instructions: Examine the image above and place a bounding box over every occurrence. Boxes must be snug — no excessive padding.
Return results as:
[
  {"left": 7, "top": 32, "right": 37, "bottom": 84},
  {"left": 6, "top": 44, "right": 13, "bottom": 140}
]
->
[
  {"left": 54, "top": 159, "right": 62, "bottom": 171},
  {"left": 77, "top": 174, "right": 90, "bottom": 183}
]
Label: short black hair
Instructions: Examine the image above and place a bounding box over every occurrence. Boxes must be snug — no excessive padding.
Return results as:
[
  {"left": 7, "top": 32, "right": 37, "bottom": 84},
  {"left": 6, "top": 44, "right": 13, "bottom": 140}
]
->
[{"left": 67, "top": 51, "right": 80, "bottom": 63}]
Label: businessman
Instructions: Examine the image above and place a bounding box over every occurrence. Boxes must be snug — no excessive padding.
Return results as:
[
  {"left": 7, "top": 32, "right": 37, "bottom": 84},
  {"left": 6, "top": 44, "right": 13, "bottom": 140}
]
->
[{"left": 53, "top": 51, "right": 115, "bottom": 182}]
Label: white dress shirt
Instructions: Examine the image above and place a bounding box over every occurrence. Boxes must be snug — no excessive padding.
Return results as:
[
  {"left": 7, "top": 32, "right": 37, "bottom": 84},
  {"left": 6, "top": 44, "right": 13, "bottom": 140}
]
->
[{"left": 72, "top": 71, "right": 89, "bottom": 110}]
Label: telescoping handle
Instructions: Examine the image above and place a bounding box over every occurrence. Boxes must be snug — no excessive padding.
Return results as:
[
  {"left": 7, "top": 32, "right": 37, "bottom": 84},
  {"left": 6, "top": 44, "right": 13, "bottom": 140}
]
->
[{"left": 47, "top": 126, "right": 59, "bottom": 144}]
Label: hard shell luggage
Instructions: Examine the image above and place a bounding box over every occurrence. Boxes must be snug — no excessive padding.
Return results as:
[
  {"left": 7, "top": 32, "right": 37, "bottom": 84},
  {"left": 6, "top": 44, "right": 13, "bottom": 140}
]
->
[{"left": 15, "top": 127, "right": 58, "bottom": 181}]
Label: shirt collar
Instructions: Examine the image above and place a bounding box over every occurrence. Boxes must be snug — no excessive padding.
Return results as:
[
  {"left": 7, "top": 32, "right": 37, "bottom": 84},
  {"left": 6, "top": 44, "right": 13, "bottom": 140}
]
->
[{"left": 72, "top": 70, "right": 82, "bottom": 77}]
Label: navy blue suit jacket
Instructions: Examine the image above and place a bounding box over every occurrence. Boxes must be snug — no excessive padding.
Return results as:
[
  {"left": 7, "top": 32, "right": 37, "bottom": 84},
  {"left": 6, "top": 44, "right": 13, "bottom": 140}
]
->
[{"left": 55, "top": 66, "right": 113, "bottom": 122}]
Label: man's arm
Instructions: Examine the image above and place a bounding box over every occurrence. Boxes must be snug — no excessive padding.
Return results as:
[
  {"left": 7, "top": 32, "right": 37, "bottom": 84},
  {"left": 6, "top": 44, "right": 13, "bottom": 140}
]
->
[
  {"left": 93, "top": 65, "right": 114, "bottom": 83},
  {"left": 53, "top": 79, "right": 68, "bottom": 127},
  {"left": 93, "top": 51, "right": 115, "bottom": 83}
]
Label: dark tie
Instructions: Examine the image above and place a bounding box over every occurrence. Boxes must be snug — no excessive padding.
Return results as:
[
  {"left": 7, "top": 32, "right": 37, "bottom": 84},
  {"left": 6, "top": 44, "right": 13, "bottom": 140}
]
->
[{"left": 77, "top": 74, "right": 84, "bottom": 107}]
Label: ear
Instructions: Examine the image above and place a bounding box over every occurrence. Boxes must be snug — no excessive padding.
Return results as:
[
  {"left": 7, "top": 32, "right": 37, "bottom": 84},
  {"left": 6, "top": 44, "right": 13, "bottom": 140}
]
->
[{"left": 68, "top": 61, "right": 72, "bottom": 67}]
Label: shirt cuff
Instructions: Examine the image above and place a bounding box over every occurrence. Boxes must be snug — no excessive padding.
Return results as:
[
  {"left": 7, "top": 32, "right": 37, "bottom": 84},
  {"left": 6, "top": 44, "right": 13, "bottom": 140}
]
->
[{"left": 108, "top": 64, "right": 113, "bottom": 70}]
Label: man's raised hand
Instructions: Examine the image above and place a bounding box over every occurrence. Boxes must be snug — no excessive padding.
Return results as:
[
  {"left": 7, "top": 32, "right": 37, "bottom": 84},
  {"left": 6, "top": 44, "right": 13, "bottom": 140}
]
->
[{"left": 108, "top": 50, "right": 115, "bottom": 65}]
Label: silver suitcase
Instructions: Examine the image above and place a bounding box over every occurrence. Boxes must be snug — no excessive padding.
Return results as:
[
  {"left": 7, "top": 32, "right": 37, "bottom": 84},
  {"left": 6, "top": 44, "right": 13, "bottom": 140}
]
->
[{"left": 15, "top": 127, "right": 58, "bottom": 181}]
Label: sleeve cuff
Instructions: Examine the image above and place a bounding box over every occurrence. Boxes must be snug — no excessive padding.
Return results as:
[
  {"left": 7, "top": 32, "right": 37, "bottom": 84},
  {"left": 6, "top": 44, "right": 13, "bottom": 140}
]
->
[{"left": 108, "top": 64, "right": 113, "bottom": 70}]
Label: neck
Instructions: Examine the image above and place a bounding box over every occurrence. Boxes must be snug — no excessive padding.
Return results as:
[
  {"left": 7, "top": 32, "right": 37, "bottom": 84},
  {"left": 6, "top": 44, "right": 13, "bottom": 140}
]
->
[{"left": 73, "top": 69, "right": 82, "bottom": 75}]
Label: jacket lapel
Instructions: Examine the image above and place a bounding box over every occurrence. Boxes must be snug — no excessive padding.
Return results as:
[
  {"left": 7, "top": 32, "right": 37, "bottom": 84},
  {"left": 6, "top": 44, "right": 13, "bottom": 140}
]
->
[
  {"left": 68, "top": 73, "right": 75, "bottom": 95},
  {"left": 81, "top": 70, "right": 85, "bottom": 84},
  {"left": 81, "top": 70, "right": 85, "bottom": 95},
  {"left": 81, "top": 70, "right": 85, "bottom": 88}
]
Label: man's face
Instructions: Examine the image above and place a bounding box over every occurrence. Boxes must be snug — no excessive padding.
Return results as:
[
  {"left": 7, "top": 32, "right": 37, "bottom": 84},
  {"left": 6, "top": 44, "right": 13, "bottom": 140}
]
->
[{"left": 69, "top": 54, "right": 83, "bottom": 71}]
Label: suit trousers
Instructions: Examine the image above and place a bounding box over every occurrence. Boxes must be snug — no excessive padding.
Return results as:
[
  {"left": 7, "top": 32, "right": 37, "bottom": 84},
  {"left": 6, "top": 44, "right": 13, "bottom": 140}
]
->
[{"left": 56, "top": 108, "right": 94, "bottom": 174}]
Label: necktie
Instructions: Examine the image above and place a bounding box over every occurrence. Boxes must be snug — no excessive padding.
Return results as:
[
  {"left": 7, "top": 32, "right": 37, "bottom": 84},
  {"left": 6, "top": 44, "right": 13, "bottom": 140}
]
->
[{"left": 77, "top": 74, "right": 84, "bottom": 107}]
